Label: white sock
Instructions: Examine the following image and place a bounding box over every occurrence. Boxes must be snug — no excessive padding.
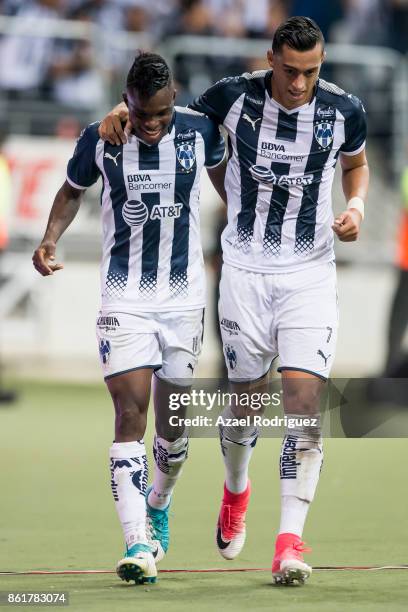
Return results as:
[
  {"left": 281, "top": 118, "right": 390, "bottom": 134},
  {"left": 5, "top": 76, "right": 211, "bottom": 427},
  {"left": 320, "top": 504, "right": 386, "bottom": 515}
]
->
[
  {"left": 148, "top": 436, "right": 189, "bottom": 510},
  {"left": 219, "top": 405, "right": 258, "bottom": 494},
  {"left": 109, "top": 440, "right": 148, "bottom": 549},
  {"left": 279, "top": 425, "right": 323, "bottom": 538},
  {"left": 278, "top": 495, "right": 310, "bottom": 537}
]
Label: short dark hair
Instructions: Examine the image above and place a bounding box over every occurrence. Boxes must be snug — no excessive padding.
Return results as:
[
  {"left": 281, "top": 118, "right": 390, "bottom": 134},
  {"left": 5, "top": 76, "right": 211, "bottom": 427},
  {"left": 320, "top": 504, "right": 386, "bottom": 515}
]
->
[
  {"left": 272, "top": 16, "right": 324, "bottom": 54},
  {"left": 126, "top": 51, "right": 172, "bottom": 98}
]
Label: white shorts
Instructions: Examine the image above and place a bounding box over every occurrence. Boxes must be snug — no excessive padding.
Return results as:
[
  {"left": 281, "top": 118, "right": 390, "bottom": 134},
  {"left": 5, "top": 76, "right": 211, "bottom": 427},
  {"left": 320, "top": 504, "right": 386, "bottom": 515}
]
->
[
  {"left": 96, "top": 309, "right": 204, "bottom": 385},
  {"left": 219, "top": 262, "right": 338, "bottom": 382}
]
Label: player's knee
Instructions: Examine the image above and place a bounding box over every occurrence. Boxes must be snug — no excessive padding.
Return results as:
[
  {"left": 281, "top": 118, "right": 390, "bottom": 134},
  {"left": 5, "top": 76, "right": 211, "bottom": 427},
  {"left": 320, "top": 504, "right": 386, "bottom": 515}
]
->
[
  {"left": 283, "top": 384, "right": 322, "bottom": 415},
  {"left": 219, "top": 405, "right": 259, "bottom": 446},
  {"left": 111, "top": 390, "right": 149, "bottom": 435},
  {"left": 155, "top": 412, "right": 187, "bottom": 441}
]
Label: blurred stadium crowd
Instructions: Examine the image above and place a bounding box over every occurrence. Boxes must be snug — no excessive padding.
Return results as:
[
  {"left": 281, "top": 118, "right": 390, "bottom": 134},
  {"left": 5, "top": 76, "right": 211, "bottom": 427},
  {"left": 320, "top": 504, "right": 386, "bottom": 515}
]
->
[{"left": 0, "top": 0, "right": 407, "bottom": 114}]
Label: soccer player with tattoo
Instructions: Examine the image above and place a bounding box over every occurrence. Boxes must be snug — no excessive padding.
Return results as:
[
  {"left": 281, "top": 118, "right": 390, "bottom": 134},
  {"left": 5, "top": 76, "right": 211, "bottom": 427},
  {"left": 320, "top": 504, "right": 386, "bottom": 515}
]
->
[
  {"left": 99, "top": 16, "right": 369, "bottom": 585},
  {"left": 32, "top": 52, "right": 226, "bottom": 585}
]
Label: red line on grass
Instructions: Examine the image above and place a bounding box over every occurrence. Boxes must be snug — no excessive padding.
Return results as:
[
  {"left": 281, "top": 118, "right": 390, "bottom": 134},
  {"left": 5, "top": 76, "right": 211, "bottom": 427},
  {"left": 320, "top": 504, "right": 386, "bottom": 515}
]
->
[{"left": 1, "top": 566, "right": 408, "bottom": 576}]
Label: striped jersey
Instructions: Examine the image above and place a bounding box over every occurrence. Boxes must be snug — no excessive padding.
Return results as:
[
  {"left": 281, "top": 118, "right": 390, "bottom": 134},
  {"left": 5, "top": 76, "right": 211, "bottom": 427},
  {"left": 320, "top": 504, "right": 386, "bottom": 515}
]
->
[
  {"left": 190, "top": 70, "right": 367, "bottom": 273},
  {"left": 67, "top": 107, "right": 225, "bottom": 312}
]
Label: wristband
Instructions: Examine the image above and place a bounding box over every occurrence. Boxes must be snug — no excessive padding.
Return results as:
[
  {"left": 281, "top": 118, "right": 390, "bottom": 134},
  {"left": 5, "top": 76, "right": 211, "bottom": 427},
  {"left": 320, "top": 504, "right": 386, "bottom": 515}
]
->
[{"left": 347, "top": 196, "right": 364, "bottom": 220}]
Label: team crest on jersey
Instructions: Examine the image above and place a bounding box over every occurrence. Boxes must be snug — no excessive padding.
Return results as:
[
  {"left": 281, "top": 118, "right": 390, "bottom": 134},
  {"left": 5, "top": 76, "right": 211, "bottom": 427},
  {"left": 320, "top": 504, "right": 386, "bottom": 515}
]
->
[
  {"left": 314, "top": 122, "right": 334, "bottom": 149},
  {"left": 176, "top": 143, "right": 196, "bottom": 172}
]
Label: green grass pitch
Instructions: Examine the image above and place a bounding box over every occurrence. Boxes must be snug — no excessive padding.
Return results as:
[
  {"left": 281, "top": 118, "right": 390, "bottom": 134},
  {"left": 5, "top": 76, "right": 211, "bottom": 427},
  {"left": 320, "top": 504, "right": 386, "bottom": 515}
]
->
[{"left": 1, "top": 380, "right": 407, "bottom": 611}]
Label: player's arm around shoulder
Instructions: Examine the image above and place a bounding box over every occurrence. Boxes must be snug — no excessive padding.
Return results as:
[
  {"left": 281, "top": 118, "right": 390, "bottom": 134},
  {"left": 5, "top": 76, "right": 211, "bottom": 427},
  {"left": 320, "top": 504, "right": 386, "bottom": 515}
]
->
[
  {"left": 98, "top": 102, "right": 130, "bottom": 146},
  {"left": 332, "top": 148, "right": 369, "bottom": 242}
]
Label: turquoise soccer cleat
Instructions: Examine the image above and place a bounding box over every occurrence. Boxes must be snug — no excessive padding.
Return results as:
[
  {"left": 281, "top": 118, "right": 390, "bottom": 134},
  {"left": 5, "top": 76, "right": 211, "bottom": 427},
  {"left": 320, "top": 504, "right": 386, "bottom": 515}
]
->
[
  {"left": 116, "top": 543, "right": 157, "bottom": 585},
  {"left": 145, "top": 485, "right": 170, "bottom": 563}
]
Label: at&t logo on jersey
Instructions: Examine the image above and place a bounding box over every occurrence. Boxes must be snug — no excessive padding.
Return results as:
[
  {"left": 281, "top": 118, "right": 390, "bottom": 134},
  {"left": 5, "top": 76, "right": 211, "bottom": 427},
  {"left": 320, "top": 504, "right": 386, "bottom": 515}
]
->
[
  {"left": 249, "top": 165, "right": 313, "bottom": 188},
  {"left": 176, "top": 143, "right": 196, "bottom": 172},
  {"left": 122, "top": 200, "right": 149, "bottom": 226},
  {"left": 314, "top": 122, "right": 334, "bottom": 149},
  {"left": 122, "top": 200, "right": 183, "bottom": 227}
]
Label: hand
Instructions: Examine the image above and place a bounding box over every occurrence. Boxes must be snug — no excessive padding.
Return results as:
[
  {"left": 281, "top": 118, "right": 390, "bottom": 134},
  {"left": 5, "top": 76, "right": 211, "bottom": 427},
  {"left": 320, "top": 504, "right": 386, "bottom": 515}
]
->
[
  {"left": 332, "top": 209, "right": 362, "bottom": 242},
  {"left": 32, "top": 241, "right": 64, "bottom": 276},
  {"left": 98, "top": 108, "right": 131, "bottom": 146}
]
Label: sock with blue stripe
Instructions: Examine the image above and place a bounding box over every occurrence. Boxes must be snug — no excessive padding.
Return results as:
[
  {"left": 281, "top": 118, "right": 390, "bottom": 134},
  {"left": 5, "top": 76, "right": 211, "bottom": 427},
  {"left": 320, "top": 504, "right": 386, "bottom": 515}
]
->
[{"left": 110, "top": 440, "right": 149, "bottom": 549}]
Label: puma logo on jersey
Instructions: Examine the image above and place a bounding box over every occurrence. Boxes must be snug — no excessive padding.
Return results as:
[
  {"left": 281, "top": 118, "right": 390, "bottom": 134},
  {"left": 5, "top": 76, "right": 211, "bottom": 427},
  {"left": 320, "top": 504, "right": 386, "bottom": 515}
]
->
[
  {"left": 242, "top": 114, "right": 261, "bottom": 131},
  {"left": 317, "top": 349, "right": 331, "bottom": 367},
  {"left": 104, "top": 152, "right": 121, "bottom": 166}
]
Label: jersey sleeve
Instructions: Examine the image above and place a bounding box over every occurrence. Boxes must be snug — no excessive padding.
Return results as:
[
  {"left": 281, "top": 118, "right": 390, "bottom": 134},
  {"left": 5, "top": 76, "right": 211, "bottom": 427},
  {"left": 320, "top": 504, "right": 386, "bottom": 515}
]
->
[
  {"left": 340, "top": 95, "right": 367, "bottom": 156},
  {"left": 189, "top": 76, "right": 243, "bottom": 126},
  {"left": 66, "top": 122, "right": 101, "bottom": 189},
  {"left": 202, "top": 117, "right": 226, "bottom": 168}
]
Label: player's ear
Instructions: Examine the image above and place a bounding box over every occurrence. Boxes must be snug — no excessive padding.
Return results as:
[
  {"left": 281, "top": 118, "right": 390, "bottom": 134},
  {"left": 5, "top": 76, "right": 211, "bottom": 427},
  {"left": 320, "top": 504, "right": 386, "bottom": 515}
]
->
[{"left": 267, "top": 48, "right": 274, "bottom": 69}]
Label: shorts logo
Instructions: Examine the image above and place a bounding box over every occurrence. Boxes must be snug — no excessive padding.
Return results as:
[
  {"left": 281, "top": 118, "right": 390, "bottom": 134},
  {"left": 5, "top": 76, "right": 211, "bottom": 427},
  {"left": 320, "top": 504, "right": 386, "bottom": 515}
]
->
[
  {"left": 97, "top": 316, "right": 120, "bottom": 331},
  {"left": 224, "top": 344, "right": 237, "bottom": 370},
  {"left": 99, "top": 338, "right": 111, "bottom": 364},
  {"left": 314, "top": 122, "right": 334, "bottom": 149},
  {"left": 122, "top": 200, "right": 149, "bottom": 226},
  {"left": 221, "top": 318, "right": 241, "bottom": 336},
  {"left": 192, "top": 336, "right": 200, "bottom": 354},
  {"left": 317, "top": 349, "right": 331, "bottom": 367},
  {"left": 176, "top": 143, "right": 196, "bottom": 172}
]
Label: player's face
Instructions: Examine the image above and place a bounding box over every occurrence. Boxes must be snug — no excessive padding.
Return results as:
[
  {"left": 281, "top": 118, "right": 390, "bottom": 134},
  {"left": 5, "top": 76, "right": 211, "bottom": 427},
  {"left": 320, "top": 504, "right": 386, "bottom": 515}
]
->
[
  {"left": 267, "top": 43, "right": 325, "bottom": 110},
  {"left": 124, "top": 85, "right": 176, "bottom": 145}
]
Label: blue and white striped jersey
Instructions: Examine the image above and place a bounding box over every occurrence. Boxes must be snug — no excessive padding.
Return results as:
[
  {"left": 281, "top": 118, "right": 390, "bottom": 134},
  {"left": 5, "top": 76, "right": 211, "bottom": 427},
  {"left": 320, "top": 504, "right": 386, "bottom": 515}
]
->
[
  {"left": 67, "top": 107, "right": 225, "bottom": 312},
  {"left": 190, "top": 71, "right": 367, "bottom": 273}
]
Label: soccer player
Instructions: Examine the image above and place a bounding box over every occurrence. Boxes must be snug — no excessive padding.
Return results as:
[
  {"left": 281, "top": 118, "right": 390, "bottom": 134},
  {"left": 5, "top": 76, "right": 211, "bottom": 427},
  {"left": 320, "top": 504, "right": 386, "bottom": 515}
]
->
[
  {"left": 32, "top": 52, "right": 226, "bottom": 585},
  {"left": 99, "top": 16, "right": 369, "bottom": 585}
]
